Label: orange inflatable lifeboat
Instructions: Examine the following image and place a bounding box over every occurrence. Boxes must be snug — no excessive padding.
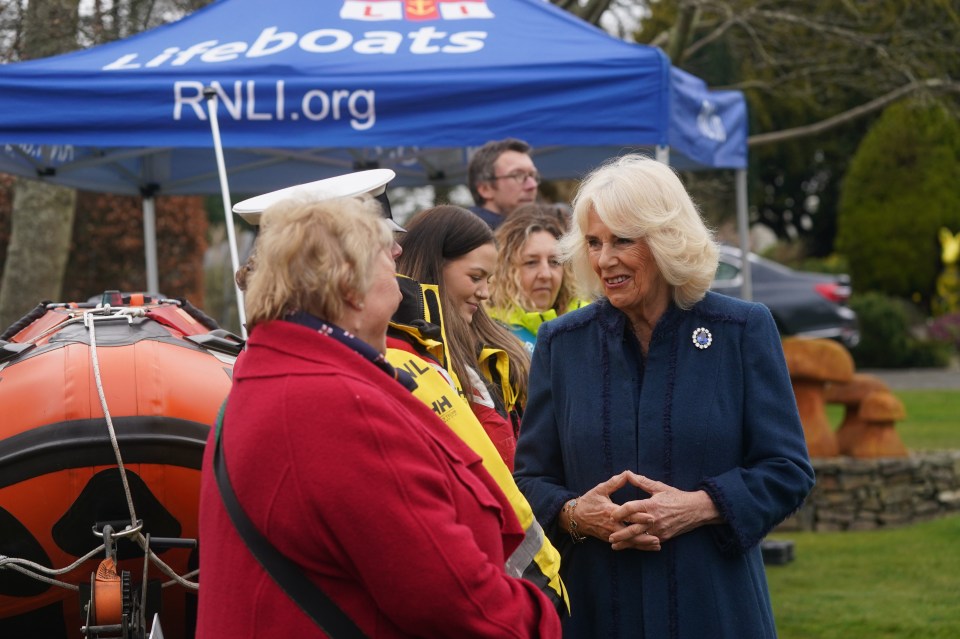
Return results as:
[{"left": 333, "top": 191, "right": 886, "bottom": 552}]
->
[{"left": 0, "top": 292, "right": 241, "bottom": 639}]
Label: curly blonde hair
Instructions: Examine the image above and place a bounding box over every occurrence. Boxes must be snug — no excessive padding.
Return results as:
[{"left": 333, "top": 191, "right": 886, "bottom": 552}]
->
[
  {"left": 560, "top": 155, "right": 718, "bottom": 310},
  {"left": 490, "top": 204, "right": 578, "bottom": 315}
]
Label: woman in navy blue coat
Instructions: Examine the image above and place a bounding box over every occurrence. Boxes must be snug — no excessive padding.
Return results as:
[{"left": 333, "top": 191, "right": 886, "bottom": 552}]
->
[{"left": 513, "top": 155, "right": 815, "bottom": 639}]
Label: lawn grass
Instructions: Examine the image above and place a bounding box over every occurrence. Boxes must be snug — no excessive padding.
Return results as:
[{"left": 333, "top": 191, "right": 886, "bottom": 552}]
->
[
  {"left": 768, "top": 515, "right": 960, "bottom": 639},
  {"left": 895, "top": 390, "right": 960, "bottom": 450},
  {"left": 825, "top": 389, "right": 960, "bottom": 450},
  {"left": 771, "top": 389, "right": 960, "bottom": 638}
]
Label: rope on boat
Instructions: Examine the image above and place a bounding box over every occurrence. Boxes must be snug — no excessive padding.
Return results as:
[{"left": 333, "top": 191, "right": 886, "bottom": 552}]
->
[
  {"left": 84, "top": 306, "right": 200, "bottom": 592},
  {"left": 145, "top": 551, "right": 199, "bottom": 591},
  {"left": 0, "top": 545, "right": 105, "bottom": 591},
  {"left": 85, "top": 308, "right": 139, "bottom": 527},
  {"left": 164, "top": 568, "right": 199, "bottom": 588}
]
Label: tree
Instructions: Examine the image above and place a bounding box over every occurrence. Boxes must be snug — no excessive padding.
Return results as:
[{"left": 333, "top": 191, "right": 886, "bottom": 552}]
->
[
  {"left": 835, "top": 99, "right": 960, "bottom": 306},
  {"left": 78, "top": 0, "right": 216, "bottom": 46},
  {"left": 559, "top": 0, "right": 960, "bottom": 255},
  {"left": 0, "top": 0, "right": 215, "bottom": 329},
  {"left": 0, "top": 0, "right": 80, "bottom": 329},
  {"left": 614, "top": 0, "right": 960, "bottom": 135},
  {"left": 64, "top": 192, "right": 209, "bottom": 304}
]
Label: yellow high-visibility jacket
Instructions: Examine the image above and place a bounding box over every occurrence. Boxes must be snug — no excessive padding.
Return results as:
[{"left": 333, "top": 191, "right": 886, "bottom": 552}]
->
[{"left": 387, "top": 276, "right": 568, "bottom": 613}]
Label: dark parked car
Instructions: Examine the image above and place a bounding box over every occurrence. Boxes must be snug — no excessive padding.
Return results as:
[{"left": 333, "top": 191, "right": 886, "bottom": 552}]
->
[{"left": 712, "top": 245, "right": 860, "bottom": 348}]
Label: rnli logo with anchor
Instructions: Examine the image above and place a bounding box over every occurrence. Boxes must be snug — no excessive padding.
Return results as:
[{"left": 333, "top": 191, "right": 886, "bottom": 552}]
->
[
  {"left": 341, "top": 0, "right": 495, "bottom": 21},
  {"left": 696, "top": 100, "right": 727, "bottom": 143}
]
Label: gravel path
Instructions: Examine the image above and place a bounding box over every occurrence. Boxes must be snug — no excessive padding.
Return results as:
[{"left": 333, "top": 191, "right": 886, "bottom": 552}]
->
[{"left": 858, "top": 367, "right": 960, "bottom": 391}]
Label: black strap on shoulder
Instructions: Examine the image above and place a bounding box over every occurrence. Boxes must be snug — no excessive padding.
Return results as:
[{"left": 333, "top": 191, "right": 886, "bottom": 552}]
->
[{"left": 213, "top": 403, "right": 367, "bottom": 638}]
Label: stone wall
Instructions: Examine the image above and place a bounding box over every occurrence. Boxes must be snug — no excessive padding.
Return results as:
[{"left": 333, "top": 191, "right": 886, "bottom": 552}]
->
[{"left": 776, "top": 450, "right": 960, "bottom": 532}]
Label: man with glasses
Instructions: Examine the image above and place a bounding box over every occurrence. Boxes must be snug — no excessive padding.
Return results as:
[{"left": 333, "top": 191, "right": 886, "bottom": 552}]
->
[{"left": 467, "top": 138, "right": 541, "bottom": 229}]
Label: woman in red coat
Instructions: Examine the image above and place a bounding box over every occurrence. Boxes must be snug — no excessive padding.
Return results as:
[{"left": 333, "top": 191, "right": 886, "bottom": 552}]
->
[{"left": 196, "top": 195, "right": 560, "bottom": 638}]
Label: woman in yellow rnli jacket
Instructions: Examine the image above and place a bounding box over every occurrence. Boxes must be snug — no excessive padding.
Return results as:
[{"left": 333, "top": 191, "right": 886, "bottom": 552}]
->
[
  {"left": 386, "top": 275, "right": 567, "bottom": 614},
  {"left": 396, "top": 205, "right": 530, "bottom": 471}
]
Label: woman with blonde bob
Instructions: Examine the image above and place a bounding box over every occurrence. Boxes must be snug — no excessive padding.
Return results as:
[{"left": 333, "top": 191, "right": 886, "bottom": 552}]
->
[
  {"left": 488, "top": 204, "right": 584, "bottom": 353},
  {"left": 560, "top": 157, "right": 718, "bottom": 309},
  {"left": 243, "top": 196, "right": 396, "bottom": 340},
  {"left": 514, "top": 155, "right": 814, "bottom": 638},
  {"left": 198, "top": 196, "right": 561, "bottom": 638}
]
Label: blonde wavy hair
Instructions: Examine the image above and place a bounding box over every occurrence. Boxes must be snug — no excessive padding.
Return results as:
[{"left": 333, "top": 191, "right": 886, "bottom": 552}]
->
[
  {"left": 490, "top": 204, "right": 578, "bottom": 315},
  {"left": 560, "top": 155, "right": 718, "bottom": 310},
  {"left": 244, "top": 196, "right": 393, "bottom": 330}
]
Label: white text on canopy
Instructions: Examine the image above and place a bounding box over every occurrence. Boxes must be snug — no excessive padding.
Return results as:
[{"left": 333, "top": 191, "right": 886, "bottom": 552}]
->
[
  {"left": 104, "top": 25, "right": 487, "bottom": 69},
  {"left": 174, "top": 81, "right": 376, "bottom": 131}
]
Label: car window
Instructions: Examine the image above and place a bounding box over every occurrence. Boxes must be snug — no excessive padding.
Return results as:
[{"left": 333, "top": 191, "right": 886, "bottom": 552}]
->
[{"left": 714, "top": 260, "right": 739, "bottom": 282}]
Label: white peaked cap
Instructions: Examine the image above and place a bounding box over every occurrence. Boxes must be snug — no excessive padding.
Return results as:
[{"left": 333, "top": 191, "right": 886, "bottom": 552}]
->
[{"left": 232, "top": 168, "right": 403, "bottom": 231}]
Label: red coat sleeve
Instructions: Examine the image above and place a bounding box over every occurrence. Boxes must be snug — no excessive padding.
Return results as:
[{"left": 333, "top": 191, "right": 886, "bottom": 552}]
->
[{"left": 279, "top": 376, "right": 560, "bottom": 637}]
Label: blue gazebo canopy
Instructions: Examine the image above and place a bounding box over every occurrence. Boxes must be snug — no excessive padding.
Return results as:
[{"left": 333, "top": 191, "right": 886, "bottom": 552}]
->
[{"left": 0, "top": 0, "right": 746, "bottom": 196}]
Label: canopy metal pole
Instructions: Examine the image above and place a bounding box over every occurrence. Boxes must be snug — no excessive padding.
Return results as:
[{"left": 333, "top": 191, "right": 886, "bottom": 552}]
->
[
  {"left": 203, "top": 88, "right": 247, "bottom": 338},
  {"left": 655, "top": 145, "right": 670, "bottom": 164},
  {"left": 735, "top": 168, "right": 752, "bottom": 301},
  {"left": 142, "top": 197, "right": 160, "bottom": 295}
]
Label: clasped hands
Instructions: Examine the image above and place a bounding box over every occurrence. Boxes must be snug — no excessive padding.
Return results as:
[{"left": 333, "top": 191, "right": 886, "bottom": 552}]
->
[{"left": 570, "top": 470, "right": 721, "bottom": 552}]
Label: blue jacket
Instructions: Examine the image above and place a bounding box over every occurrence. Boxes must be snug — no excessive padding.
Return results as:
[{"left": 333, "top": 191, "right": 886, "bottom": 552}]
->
[{"left": 514, "top": 293, "right": 815, "bottom": 639}]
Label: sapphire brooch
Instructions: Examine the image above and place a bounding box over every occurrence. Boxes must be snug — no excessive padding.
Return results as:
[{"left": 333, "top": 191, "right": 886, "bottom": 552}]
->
[{"left": 692, "top": 327, "right": 713, "bottom": 350}]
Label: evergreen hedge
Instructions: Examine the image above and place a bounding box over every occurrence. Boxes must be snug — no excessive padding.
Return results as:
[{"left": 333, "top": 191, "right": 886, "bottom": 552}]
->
[
  {"left": 835, "top": 99, "right": 960, "bottom": 308},
  {"left": 848, "top": 292, "right": 950, "bottom": 368}
]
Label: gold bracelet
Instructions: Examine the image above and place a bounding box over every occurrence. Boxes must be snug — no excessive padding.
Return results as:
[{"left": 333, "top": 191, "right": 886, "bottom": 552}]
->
[{"left": 564, "top": 498, "right": 586, "bottom": 543}]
